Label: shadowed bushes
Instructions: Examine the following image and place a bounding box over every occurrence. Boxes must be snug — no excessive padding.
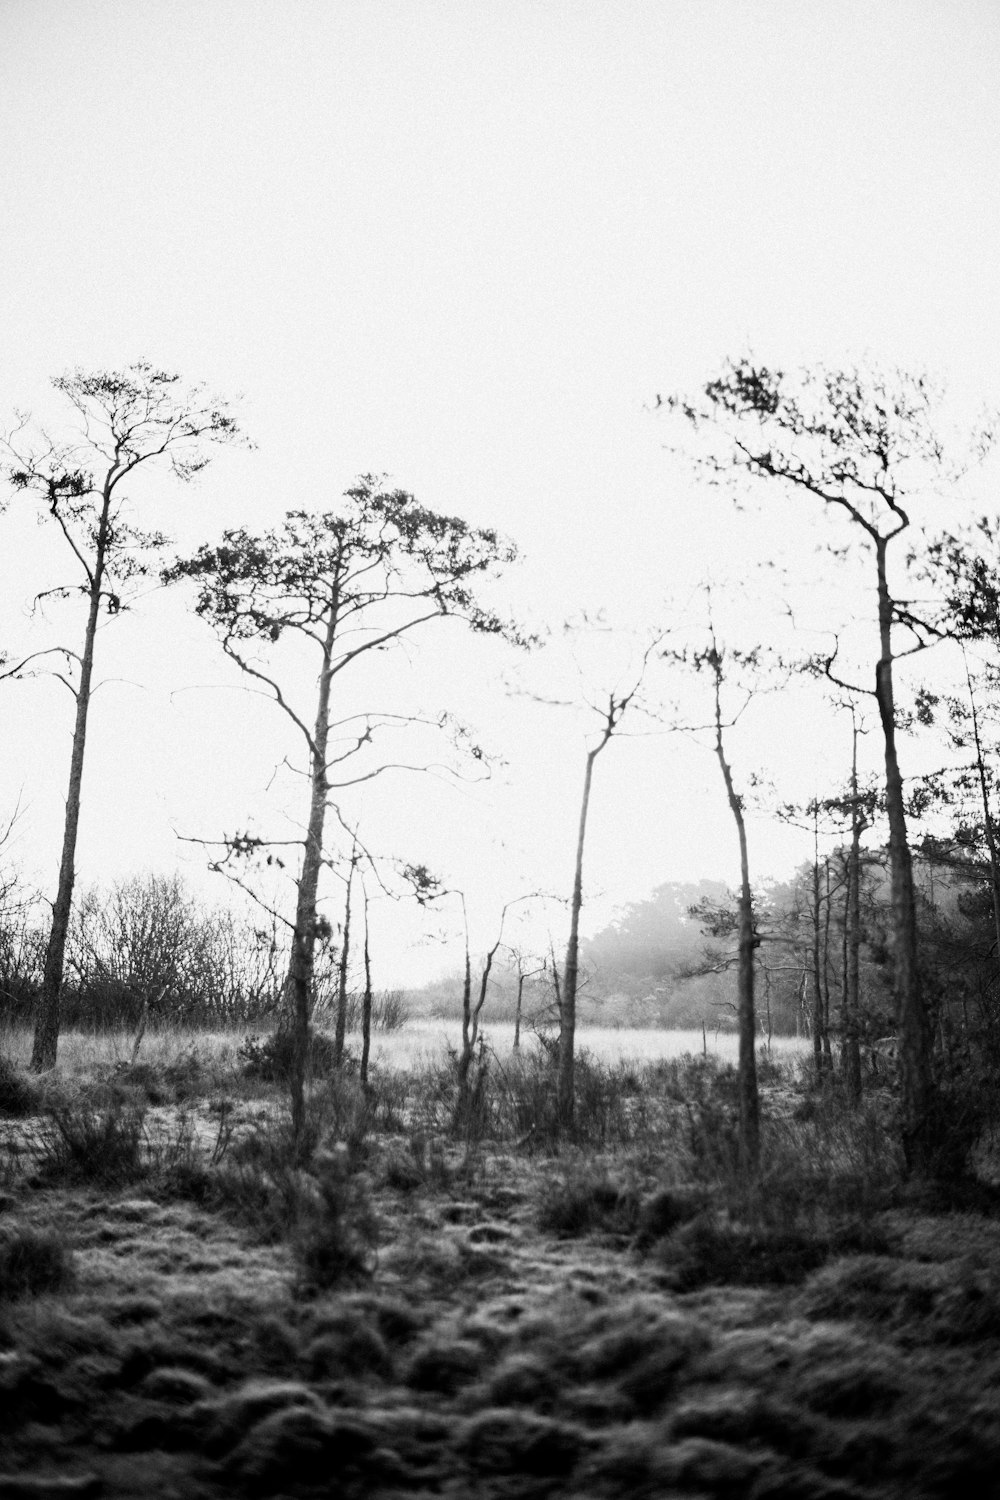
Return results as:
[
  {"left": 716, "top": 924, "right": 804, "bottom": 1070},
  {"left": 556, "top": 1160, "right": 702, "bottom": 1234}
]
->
[
  {"left": 653, "top": 1214, "right": 895, "bottom": 1291},
  {"left": 0, "top": 1224, "right": 75, "bottom": 1299},
  {"left": 414, "top": 1041, "right": 661, "bottom": 1149},
  {"left": 0, "top": 1053, "right": 40, "bottom": 1117},
  {"left": 172, "top": 1081, "right": 379, "bottom": 1289},
  {"left": 537, "top": 1163, "right": 644, "bottom": 1240},
  {"left": 36, "top": 1096, "right": 149, "bottom": 1187},
  {"left": 237, "top": 1028, "right": 341, "bottom": 1083}
]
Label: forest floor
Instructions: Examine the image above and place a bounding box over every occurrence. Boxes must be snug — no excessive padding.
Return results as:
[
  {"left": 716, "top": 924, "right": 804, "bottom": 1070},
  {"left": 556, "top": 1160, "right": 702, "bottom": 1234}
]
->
[{"left": 1, "top": 1027, "right": 1000, "bottom": 1499}]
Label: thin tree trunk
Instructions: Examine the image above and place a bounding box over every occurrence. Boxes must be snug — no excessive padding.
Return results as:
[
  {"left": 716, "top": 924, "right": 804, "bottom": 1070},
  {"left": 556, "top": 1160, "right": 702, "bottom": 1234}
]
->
[
  {"left": 711, "top": 665, "right": 760, "bottom": 1175},
  {"left": 843, "top": 718, "right": 864, "bottom": 1103},
  {"left": 822, "top": 859, "right": 834, "bottom": 1067},
  {"left": 513, "top": 974, "right": 525, "bottom": 1049},
  {"left": 283, "top": 597, "right": 338, "bottom": 1146},
  {"left": 840, "top": 855, "right": 850, "bottom": 1059},
  {"left": 558, "top": 745, "right": 599, "bottom": 1131},
  {"left": 963, "top": 655, "right": 1000, "bottom": 967},
  {"left": 333, "top": 852, "right": 355, "bottom": 1067},
  {"left": 550, "top": 939, "right": 562, "bottom": 1037},
  {"left": 360, "top": 891, "right": 373, "bottom": 1089},
  {"left": 458, "top": 920, "right": 473, "bottom": 1088},
  {"left": 874, "top": 537, "right": 932, "bottom": 1175},
  {"left": 457, "top": 920, "right": 498, "bottom": 1131},
  {"left": 810, "top": 808, "right": 825, "bottom": 1077},
  {"left": 32, "top": 500, "right": 111, "bottom": 1072}
]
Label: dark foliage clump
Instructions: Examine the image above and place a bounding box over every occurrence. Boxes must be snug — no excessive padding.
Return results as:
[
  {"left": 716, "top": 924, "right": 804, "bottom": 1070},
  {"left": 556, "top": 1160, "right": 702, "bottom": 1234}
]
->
[
  {"left": 0, "top": 1224, "right": 75, "bottom": 1299},
  {"left": 167, "top": 1089, "right": 378, "bottom": 1289},
  {"left": 429, "top": 1043, "right": 656, "bottom": 1149},
  {"left": 0, "top": 1054, "right": 39, "bottom": 1117},
  {"left": 537, "top": 1164, "right": 642, "bottom": 1240},
  {"left": 111, "top": 1048, "right": 206, "bottom": 1105},
  {"left": 36, "top": 1097, "right": 149, "bottom": 1187},
  {"left": 237, "top": 1028, "right": 341, "bottom": 1083},
  {"left": 653, "top": 1214, "right": 894, "bottom": 1291},
  {"left": 291, "top": 1147, "right": 378, "bottom": 1292},
  {"left": 454, "top": 1407, "right": 588, "bottom": 1480},
  {"left": 800, "top": 1252, "right": 1000, "bottom": 1343}
]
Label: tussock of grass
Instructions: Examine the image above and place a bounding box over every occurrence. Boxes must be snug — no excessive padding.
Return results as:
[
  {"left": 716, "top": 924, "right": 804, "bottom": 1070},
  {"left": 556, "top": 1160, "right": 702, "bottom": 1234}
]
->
[
  {"left": 799, "top": 1252, "right": 1000, "bottom": 1342},
  {"left": 454, "top": 1406, "right": 589, "bottom": 1479},
  {"left": 109, "top": 1047, "right": 207, "bottom": 1105},
  {"left": 237, "top": 1028, "right": 341, "bottom": 1083},
  {"left": 412, "top": 1043, "right": 665, "bottom": 1149},
  {"left": 0, "top": 1223, "right": 75, "bottom": 1299},
  {"left": 404, "top": 1335, "right": 484, "bottom": 1394},
  {"left": 537, "top": 1163, "right": 641, "bottom": 1239},
  {"left": 157, "top": 1086, "right": 379, "bottom": 1289},
  {"left": 653, "top": 1214, "right": 894, "bottom": 1291},
  {"left": 0, "top": 1054, "right": 40, "bottom": 1118}
]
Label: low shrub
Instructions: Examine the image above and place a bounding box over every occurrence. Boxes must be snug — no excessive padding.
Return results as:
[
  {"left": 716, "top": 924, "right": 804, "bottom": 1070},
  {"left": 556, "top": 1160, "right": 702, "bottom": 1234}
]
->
[
  {"left": 237, "top": 1028, "right": 341, "bottom": 1083},
  {"left": 379, "top": 1131, "right": 451, "bottom": 1193},
  {"left": 176, "top": 1089, "right": 378, "bottom": 1287},
  {"left": 753, "top": 1091, "right": 903, "bottom": 1227},
  {"left": 36, "top": 1096, "right": 149, "bottom": 1186},
  {"left": 291, "top": 1145, "right": 379, "bottom": 1291},
  {"left": 537, "top": 1164, "right": 642, "bottom": 1240},
  {"left": 312, "top": 987, "right": 410, "bottom": 1034},
  {"left": 451, "top": 1044, "right": 660, "bottom": 1150},
  {"left": 653, "top": 1213, "right": 893, "bottom": 1291},
  {"left": 0, "top": 1054, "right": 39, "bottom": 1117},
  {"left": 366, "top": 1066, "right": 409, "bottom": 1132},
  {"left": 0, "top": 1224, "right": 75, "bottom": 1299},
  {"left": 677, "top": 1058, "right": 742, "bottom": 1181}
]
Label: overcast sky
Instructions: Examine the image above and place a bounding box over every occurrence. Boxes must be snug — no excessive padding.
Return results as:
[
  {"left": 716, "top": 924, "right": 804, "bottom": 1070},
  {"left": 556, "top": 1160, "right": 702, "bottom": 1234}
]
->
[{"left": 2, "top": 1, "right": 999, "bottom": 982}]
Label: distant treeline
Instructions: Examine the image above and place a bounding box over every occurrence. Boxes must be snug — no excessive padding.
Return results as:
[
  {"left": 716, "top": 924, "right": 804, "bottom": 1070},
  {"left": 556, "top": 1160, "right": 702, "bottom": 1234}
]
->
[
  {"left": 0, "top": 871, "right": 405, "bottom": 1034},
  {"left": 406, "top": 850, "right": 1000, "bottom": 1061}
]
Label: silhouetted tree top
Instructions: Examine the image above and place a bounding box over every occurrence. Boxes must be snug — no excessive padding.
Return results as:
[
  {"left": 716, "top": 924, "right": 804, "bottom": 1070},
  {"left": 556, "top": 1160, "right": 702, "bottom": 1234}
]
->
[
  {"left": 665, "top": 358, "right": 990, "bottom": 544},
  {"left": 4, "top": 360, "right": 246, "bottom": 612},
  {"left": 165, "top": 478, "right": 527, "bottom": 650}
]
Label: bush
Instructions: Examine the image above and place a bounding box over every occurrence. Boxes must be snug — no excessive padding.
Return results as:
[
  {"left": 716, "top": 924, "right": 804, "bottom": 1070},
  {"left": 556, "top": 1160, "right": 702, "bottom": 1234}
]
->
[
  {"left": 178, "top": 1087, "right": 377, "bottom": 1287},
  {"left": 444, "top": 1044, "right": 657, "bottom": 1150},
  {"left": 0, "top": 1054, "right": 39, "bottom": 1117},
  {"left": 237, "top": 1028, "right": 341, "bottom": 1083},
  {"left": 652, "top": 1214, "right": 893, "bottom": 1291},
  {"left": 0, "top": 1225, "right": 75, "bottom": 1299},
  {"left": 36, "top": 1097, "right": 148, "bottom": 1186},
  {"left": 677, "top": 1057, "right": 742, "bottom": 1180},
  {"left": 313, "top": 987, "right": 410, "bottom": 1034},
  {"left": 291, "top": 1144, "right": 378, "bottom": 1290},
  {"left": 537, "top": 1164, "right": 642, "bottom": 1240}
]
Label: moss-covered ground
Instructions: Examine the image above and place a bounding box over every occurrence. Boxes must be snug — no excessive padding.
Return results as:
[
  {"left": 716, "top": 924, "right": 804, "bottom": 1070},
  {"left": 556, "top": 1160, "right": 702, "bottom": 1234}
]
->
[{"left": 1, "top": 1028, "right": 999, "bottom": 1499}]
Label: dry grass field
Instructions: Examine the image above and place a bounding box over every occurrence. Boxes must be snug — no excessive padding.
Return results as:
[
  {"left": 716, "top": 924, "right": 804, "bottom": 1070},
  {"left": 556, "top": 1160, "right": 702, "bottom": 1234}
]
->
[{"left": 1, "top": 1022, "right": 1000, "bottom": 1498}]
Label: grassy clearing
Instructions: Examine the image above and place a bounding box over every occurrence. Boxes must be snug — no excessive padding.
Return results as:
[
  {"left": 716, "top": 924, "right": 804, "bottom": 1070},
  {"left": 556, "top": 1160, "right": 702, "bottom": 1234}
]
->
[
  {"left": 369, "top": 1018, "right": 811, "bottom": 1070},
  {"left": 0, "top": 1021, "right": 997, "bottom": 1498}
]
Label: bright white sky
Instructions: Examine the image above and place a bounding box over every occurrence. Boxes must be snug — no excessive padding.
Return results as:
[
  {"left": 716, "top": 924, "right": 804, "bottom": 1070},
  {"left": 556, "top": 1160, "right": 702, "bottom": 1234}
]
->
[{"left": 1, "top": 0, "right": 999, "bottom": 983}]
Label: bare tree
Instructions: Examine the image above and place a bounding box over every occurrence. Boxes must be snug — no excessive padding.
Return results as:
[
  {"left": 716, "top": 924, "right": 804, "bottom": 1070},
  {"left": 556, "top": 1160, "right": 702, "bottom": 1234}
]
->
[
  {"left": 559, "top": 688, "right": 634, "bottom": 1129},
  {"left": 508, "top": 946, "right": 548, "bottom": 1049},
  {"left": 2, "top": 362, "right": 244, "bottom": 1069},
  {"left": 167, "top": 483, "right": 524, "bottom": 1143},
  {"left": 527, "top": 624, "right": 666, "bottom": 1132},
  {"left": 665, "top": 360, "right": 989, "bottom": 1176},
  {"left": 672, "top": 621, "right": 763, "bottom": 1174}
]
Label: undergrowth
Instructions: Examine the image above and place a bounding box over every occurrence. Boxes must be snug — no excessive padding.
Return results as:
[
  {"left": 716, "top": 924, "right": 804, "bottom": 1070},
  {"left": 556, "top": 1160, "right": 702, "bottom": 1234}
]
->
[
  {"left": 0, "top": 1054, "right": 40, "bottom": 1118},
  {"left": 162, "top": 1078, "right": 379, "bottom": 1288},
  {"left": 0, "top": 1223, "right": 75, "bottom": 1299},
  {"left": 36, "top": 1097, "right": 149, "bottom": 1187}
]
